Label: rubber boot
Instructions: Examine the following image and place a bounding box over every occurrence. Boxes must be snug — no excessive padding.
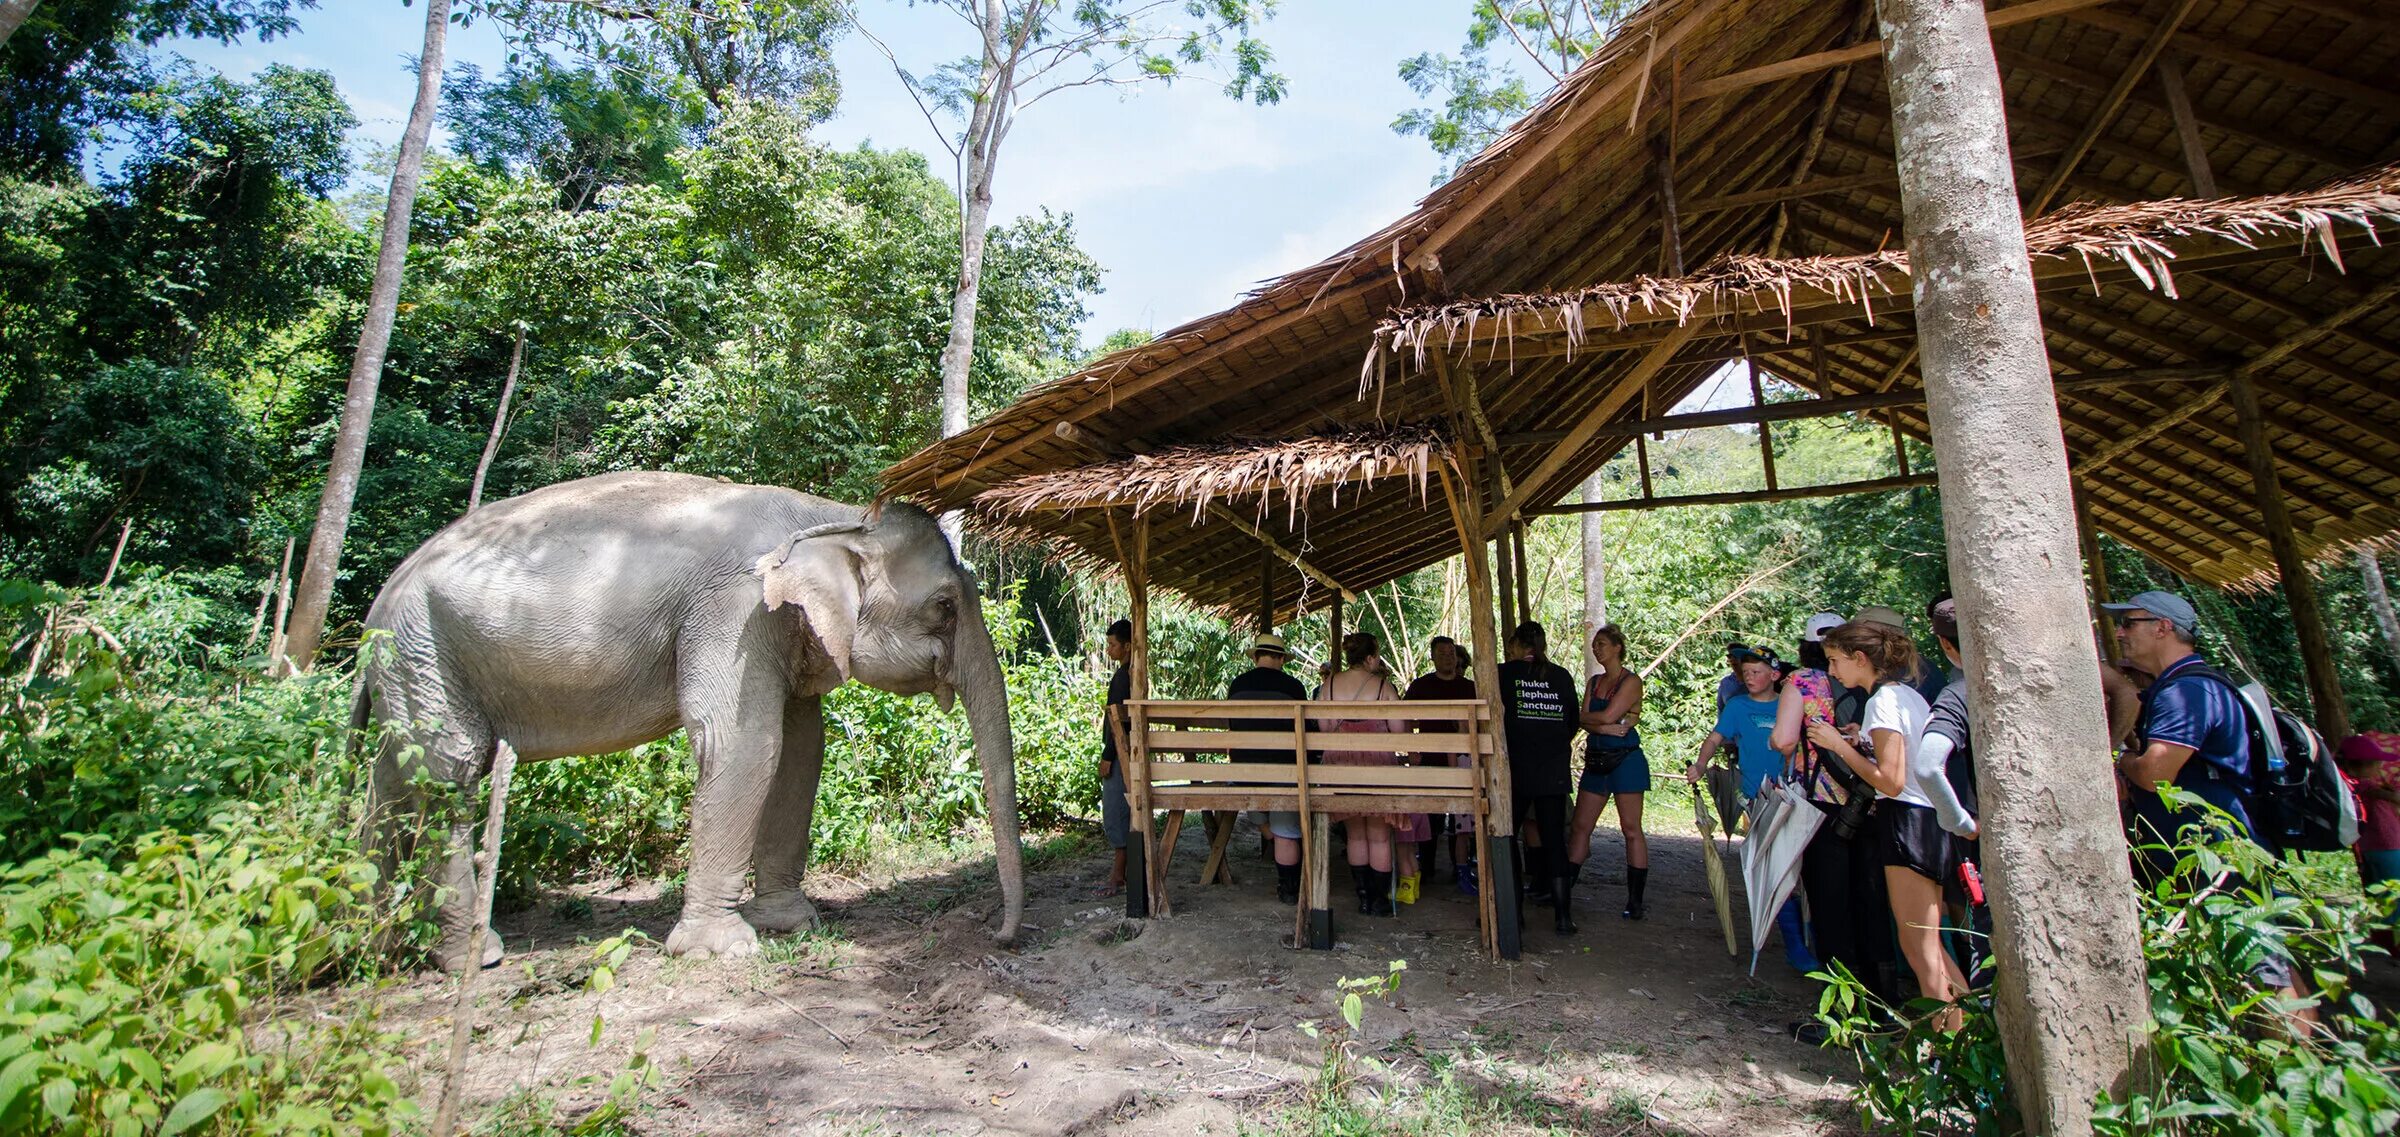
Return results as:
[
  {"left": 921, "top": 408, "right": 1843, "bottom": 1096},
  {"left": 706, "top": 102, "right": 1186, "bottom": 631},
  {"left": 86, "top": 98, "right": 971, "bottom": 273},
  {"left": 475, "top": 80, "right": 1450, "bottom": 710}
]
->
[
  {"left": 1369, "top": 869, "right": 1397, "bottom": 917},
  {"left": 1454, "top": 859, "right": 1479, "bottom": 896},
  {"left": 1776, "top": 896, "right": 1821, "bottom": 974},
  {"left": 1552, "top": 874, "right": 1577, "bottom": 936},
  {"left": 1525, "top": 855, "right": 1553, "bottom": 908},
  {"left": 1623, "top": 865, "right": 1648, "bottom": 920},
  {"left": 1276, "top": 862, "right": 1301, "bottom": 905},
  {"left": 1353, "top": 863, "right": 1373, "bottom": 914}
]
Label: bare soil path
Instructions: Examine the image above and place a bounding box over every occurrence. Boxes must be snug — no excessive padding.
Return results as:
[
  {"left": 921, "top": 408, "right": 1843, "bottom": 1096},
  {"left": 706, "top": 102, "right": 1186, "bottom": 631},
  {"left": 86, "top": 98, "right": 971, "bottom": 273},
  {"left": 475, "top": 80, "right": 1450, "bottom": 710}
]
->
[{"left": 379, "top": 817, "right": 1862, "bottom": 1135}]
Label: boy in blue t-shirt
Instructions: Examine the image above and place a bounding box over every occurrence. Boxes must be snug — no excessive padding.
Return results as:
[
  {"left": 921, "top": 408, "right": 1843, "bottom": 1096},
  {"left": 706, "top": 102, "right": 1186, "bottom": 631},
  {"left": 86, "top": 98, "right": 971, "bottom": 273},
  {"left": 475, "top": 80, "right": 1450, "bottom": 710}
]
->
[
  {"left": 1687, "top": 653, "right": 1785, "bottom": 799},
  {"left": 2105, "top": 591, "right": 2258, "bottom": 865}
]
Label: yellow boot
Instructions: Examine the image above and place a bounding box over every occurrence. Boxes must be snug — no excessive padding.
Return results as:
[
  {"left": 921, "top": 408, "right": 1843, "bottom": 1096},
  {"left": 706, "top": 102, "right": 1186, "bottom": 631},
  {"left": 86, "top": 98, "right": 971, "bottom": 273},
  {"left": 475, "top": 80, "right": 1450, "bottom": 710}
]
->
[{"left": 1396, "top": 872, "right": 1421, "bottom": 905}]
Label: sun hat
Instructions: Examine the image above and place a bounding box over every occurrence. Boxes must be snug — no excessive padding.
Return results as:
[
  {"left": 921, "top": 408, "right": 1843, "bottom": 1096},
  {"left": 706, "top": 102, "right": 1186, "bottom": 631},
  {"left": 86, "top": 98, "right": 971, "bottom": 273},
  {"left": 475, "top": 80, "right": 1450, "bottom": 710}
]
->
[
  {"left": 1251, "top": 633, "right": 1289, "bottom": 656},
  {"left": 1853, "top": 605, "right": 1910, "bottom": 631}
]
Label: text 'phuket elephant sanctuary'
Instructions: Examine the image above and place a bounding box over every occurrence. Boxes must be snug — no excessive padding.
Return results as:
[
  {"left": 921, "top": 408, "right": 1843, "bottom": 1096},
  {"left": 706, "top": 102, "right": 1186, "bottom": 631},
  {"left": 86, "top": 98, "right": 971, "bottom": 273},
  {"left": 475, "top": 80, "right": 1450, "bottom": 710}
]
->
[{"left": 354, "top": 471, "right": 1022, "bottom": 971}]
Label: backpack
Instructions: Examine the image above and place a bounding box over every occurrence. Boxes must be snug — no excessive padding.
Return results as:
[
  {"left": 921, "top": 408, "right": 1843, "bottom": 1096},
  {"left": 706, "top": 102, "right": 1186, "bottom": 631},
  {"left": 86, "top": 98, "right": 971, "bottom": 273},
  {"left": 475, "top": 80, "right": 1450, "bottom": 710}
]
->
[{"left": 2169, "top": 660, "right": 2359, "bottom": 854}]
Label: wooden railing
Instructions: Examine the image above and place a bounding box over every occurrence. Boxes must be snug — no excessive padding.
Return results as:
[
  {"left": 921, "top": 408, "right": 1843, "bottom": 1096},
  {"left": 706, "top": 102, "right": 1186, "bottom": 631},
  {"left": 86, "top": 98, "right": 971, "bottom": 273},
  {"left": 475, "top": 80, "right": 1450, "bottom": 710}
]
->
[{"left": 1112, "top": 698, "right": 1499, "bottom": 954}]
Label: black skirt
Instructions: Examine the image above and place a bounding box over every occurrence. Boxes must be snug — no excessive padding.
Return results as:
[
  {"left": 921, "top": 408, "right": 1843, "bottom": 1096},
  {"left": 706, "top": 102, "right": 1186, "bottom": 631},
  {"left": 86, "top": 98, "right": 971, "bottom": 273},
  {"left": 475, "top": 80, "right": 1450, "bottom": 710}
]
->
[{"left": 1876, "top": 800, "right": 1959, "bottom": 886}]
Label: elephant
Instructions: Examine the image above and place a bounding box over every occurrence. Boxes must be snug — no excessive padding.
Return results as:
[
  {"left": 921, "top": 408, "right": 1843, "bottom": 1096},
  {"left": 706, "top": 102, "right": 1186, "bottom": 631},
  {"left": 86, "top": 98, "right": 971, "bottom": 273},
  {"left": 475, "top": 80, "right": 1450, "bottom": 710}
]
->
[{"left": 352, "top": 470, "right": 1022, "bottom": 970}]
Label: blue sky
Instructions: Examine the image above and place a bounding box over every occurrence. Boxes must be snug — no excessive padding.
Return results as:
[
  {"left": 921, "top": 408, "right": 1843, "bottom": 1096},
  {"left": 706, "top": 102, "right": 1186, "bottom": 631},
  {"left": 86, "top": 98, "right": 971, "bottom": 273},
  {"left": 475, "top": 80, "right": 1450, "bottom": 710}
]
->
[{"left": 182, "top": 0, "right": 1470, "bottom": 345}]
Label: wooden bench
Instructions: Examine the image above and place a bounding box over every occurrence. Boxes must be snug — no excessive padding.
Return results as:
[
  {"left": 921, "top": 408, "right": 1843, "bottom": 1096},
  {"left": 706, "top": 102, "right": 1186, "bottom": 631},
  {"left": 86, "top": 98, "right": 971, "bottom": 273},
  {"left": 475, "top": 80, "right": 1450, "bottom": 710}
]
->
[{"left": 1112, "top": 698, "right": 1500, "bottom": 954}]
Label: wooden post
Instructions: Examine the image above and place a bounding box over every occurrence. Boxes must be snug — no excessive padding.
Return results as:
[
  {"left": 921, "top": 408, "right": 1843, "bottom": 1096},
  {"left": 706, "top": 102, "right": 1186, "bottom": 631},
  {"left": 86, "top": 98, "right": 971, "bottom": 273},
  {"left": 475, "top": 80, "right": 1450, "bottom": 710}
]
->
[
  {"left": 1123, "top": 514, "right": 1154, "bottom": 919},
  {"left": 1746, "top": 341, "right": 1779, "bottom": 491},
  {"left": 1438, "top": 458, "right": 1519, "bottom": 960},
  {"left": 2076, "top": 484, "right": 2118, "bottom": 662},
  {"left": 1876, "top": 1, "right": 2149, "bottom": 1130},
  {"left": 1295, "top": 705, "right": 1331, "bottom": 949},
  {"left": 1256, "top": 544, "right": 1275, "bottom": 633},
  {"left": 1490, "top": 490, "right": 1517, "bottom": 636},
  {"left": 1633, "top": 433, "right": 1656, "bottom": 500},
  {"left": 2227, "top": 373, "right": 2351, "bottom": 741},
  {"left": 1329, "top": 593, "right": 1345, "bottom": 674},
  {"left": 1509, "top": 522, "right": 1533, "bottom": 628}
]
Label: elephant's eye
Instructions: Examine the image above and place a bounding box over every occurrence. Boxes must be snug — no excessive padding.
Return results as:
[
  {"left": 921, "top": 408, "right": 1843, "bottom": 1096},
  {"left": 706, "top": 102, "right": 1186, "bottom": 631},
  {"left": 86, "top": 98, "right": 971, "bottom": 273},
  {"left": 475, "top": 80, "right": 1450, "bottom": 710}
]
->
[{"left": 929, "top": 595, "right": 957, "bottom": 631}]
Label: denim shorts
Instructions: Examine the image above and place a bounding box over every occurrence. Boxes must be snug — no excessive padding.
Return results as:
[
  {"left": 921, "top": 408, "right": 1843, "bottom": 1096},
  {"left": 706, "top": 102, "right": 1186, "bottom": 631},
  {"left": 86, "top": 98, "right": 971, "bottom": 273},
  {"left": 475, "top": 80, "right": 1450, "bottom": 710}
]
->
[{"left": 1579, "top": 748, "right": 1651, "bottom": 795}]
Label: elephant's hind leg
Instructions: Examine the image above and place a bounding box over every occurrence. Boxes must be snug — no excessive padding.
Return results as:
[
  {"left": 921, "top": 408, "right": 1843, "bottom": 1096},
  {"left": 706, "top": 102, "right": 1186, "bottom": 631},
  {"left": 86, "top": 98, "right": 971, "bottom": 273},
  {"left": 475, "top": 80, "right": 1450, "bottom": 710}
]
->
[{"left": 745, "top": 694, "right": 825, "bottom": 933}]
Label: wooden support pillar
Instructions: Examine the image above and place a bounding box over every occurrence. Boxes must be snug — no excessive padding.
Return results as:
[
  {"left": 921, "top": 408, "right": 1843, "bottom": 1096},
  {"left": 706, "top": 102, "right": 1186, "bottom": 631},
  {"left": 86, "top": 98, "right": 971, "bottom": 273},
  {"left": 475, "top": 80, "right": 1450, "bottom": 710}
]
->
[
  {"left": 1489, "top": 463, "right": 1518, "bottom": 637},
  {"left": 1746, "top": 340, "right": 1779, "bottom": 491},
  {"left": 1876, "top": 1, "right": 2149, "bottom": 1130},
  {"left": 1328, "top": 593, "right": 1346, "bottom": 673},
  {"left": 1509, "top": 521, "right": 1533, "bottom": 628},
  {"left": 1437, "top": 456, "right": 1519, "bottom": 960},
  {"left": 1634, "top": 433, "right": 1656, "bottom": 500},
  {"left": 1121, "top": 513, "right": 1155, "bottom": 920},
  {"left": 1256, "top": 544, "right": 1275, "bottom": 633},
  {"left": 2227, "top": 372, "right": 2352, "bottom": 742},
  {"left": 2076, "top": 484, "right": 2119, "bottom": 662}
]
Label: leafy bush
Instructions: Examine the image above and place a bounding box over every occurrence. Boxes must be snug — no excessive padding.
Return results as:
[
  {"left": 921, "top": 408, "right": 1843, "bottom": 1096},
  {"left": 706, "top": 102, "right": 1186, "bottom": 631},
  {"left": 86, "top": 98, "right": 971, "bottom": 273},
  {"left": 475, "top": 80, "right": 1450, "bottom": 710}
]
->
[
  {"left": 0, "top": 814, "right": 413, "bottom": 1136},
  {"left": 0, "top": 578, "right": 355, "bottom": 864},
  {"left": 1816, "top": 800, "right": 2400, "bottom": 1137}
]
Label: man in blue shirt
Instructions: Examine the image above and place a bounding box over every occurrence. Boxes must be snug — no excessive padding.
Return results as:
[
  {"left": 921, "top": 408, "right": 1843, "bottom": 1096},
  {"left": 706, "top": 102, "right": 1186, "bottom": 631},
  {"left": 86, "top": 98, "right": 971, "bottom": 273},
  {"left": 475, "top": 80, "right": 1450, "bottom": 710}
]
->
[{"left": 2107, "top": 590, "right": 2258, "bottom": 874}]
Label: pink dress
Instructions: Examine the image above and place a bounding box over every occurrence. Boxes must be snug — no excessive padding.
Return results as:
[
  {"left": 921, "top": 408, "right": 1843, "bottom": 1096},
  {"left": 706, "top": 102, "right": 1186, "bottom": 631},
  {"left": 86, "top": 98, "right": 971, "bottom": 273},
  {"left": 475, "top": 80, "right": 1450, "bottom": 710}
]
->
[{"left": 1317, "top": 669, "right": 1405, "bottom": 824}]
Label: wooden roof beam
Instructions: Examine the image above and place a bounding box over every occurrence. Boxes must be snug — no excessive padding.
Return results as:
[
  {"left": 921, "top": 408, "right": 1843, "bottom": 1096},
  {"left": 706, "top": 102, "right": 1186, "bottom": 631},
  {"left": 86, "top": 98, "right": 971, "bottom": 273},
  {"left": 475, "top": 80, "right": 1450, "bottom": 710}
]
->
[
  {"left": 2026, "top": 0, "right": 2203, "bottom": 216},
  {"left": 1675, "top": 0, "right": 2118, "bottom": 103},
  {"left": 1534, "top": 472, "right": 1939, "bottom": 515},
  {"left": 2065, "top": 6, "right": 2400, "bottom": 116},
  {"left": 1989, "top": 46, "right": 2369, "bottom": 173}
]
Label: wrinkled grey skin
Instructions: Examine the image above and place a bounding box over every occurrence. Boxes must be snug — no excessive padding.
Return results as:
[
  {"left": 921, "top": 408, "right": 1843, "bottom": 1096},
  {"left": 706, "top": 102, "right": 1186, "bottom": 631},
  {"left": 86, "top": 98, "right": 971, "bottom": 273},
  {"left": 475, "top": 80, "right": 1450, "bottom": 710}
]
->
[{"left": 355, "top": 471, "right": 1022, "bottom": 970}]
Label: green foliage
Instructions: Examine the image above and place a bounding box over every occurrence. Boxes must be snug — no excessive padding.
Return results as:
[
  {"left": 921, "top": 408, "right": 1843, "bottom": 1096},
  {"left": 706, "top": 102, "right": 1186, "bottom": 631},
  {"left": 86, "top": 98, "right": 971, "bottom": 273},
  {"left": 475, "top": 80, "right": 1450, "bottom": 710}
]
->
[
  {"left": 498, "top": 746, "right": 697, "bottom": 912},
  {"left": 0, "top": 817, "right": 412, "bottom": 1136},
  {"left": 1393, "top": 1, "right": 1637, "bottom": 181},
  {"left": 0, "top": 0, "right": 313, "bottom": 176},
  {"left": 1813, "top": 802, "right": 2400, "bottom": 1137},
  {"left": 0, "top": 577, "right": 356, "bottom": 861}
]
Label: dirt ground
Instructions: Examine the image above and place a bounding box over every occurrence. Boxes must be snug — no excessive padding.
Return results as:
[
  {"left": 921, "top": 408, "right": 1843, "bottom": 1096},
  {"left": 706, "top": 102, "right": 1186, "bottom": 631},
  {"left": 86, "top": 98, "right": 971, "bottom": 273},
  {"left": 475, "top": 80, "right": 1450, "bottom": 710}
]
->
[{"left": 375, "top": 814, "right": 1864, "bottom": 1135}]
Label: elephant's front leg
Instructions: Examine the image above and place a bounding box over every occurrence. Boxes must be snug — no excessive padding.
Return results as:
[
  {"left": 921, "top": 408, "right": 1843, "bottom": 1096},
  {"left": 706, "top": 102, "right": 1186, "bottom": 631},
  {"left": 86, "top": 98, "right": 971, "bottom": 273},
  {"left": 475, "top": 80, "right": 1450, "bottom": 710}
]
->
[
  {"left": 745, "top": 694, "right": 825, "bottom": 933},
  {"left": 665, "top": 670, "right": 786, "bottom": 959}
]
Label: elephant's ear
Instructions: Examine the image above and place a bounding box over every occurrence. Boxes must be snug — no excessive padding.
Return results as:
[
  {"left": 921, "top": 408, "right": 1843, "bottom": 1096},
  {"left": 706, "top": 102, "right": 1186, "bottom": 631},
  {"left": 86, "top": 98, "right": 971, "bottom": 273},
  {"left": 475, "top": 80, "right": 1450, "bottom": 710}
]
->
[{"left": 755, "top": 521, "right": 869, "bottom": 680}]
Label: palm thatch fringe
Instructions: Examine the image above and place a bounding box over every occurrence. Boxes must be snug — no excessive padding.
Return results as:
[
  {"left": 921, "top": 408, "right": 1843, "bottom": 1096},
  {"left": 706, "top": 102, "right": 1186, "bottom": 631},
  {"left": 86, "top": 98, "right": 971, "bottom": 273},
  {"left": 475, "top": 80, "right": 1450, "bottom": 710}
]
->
[
  {"left": 1364, "top": 164, "right": 2400, "bottom": 390},
  {"left": 971, "top": 426, "right": 1449, "bottom": 526}
]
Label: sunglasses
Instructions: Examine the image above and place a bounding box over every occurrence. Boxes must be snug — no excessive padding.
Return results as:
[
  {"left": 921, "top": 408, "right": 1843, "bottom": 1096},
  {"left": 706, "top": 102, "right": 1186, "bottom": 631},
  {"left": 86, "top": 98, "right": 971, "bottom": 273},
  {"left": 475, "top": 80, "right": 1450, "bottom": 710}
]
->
[{"left": 2115, "top": 616, "right": 2168, "bottom": 627}]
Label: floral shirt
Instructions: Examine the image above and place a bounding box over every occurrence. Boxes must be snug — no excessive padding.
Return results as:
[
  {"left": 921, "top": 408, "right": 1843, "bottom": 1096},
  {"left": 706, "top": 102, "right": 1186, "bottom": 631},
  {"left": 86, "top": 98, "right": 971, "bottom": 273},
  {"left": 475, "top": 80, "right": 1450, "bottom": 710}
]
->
[
  {"left": 2343, "top": 732, "right": 2400, "bottom": 854},
  {"left": 1785, "top": 668, "right": 1849, "bottom": 807}
]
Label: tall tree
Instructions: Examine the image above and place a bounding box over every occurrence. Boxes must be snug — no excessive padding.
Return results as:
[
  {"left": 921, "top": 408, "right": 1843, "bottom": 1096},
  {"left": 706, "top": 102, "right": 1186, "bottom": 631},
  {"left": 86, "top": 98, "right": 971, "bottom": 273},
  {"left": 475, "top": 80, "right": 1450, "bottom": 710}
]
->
[
  {"left": 2363, "top": 547, "right": 2400, "bottom": 670},
  {"left": 280, "top": 0, "right": 450, "bottom": 672},
  {"left": 850, "top": 0, "right": 1284, "bottom": 541}
]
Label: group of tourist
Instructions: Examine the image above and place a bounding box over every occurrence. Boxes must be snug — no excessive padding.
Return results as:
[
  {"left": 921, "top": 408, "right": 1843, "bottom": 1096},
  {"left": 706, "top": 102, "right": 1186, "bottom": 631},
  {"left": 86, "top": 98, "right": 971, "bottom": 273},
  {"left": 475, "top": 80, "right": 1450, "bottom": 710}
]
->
[{"left": 1088, "top": 590, "right": 2400, "bottom": 1027}]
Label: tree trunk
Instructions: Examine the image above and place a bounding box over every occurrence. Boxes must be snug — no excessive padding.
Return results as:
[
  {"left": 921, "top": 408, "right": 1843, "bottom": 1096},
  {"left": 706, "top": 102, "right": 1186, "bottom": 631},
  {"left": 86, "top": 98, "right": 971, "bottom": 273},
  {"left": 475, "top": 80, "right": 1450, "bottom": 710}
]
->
[
  {"left": 1580, "top": 471, "right": 1607, "bottom": 674},
  {"left": 1874, "top": 1, "right": 2150, "bottom": 1132},
  {"left": 280, "top": 0, "right": 451, "bottom": 673},
  {"left": 466, "top": 326, "right": 525, "bottom": 513},
  {"left": 2362, "top": 547, "right": 2400, "bottom": 670},
  {"left": 0, "top": 0, "right": 39, "bottom": 50},
  {"left": 932, "top": 0, "right": 1012, "bottom": 552}
]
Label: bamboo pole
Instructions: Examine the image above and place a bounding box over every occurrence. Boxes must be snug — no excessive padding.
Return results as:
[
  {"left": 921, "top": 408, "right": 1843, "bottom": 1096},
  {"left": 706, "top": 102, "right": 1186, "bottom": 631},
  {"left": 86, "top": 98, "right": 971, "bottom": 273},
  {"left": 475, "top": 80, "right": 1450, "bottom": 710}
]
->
[
  {"left": 99, "top": 520, "right": 132, "bottom": 589},
  {"left": 248, "top": 537, "right": 295, "bottom": 651},
  {"left": 1877, "top": 1, "right": 2148, "bottom": 1129}
]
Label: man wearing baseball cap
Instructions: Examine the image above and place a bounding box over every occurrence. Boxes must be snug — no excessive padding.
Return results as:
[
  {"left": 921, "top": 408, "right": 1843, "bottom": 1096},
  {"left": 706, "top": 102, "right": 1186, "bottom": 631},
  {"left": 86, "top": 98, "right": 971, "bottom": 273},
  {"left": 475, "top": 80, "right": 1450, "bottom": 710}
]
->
[{"left": 2104, "top": 590, "right": 2261, "bottom": 873}]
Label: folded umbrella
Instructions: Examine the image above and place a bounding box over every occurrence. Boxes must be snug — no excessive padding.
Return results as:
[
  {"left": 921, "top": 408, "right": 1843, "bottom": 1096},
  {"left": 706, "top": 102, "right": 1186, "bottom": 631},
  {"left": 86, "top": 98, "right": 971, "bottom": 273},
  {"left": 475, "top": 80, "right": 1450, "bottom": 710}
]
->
[
  {"left": 1692, "top": 790, "right": 1738, "bottom": 957},
  {"left": 1741, "top": 780, "right": 1825, "bottom": 975}
]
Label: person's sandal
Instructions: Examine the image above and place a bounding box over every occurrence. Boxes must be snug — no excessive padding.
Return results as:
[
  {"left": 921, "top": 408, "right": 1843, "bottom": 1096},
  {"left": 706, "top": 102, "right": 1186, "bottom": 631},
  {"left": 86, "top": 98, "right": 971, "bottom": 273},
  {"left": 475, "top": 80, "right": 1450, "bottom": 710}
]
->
[{"left": 1093, "top": 881, "right": 1124, "bottom": 898}]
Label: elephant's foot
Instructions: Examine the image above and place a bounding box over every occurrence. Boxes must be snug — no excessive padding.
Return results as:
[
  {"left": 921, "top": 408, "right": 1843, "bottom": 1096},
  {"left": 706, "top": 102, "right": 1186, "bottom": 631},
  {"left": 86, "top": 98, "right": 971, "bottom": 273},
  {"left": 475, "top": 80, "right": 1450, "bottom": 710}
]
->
[
  {"left": 741, "top": 890, "right": 820, "bottom": 934},
  {"left": 436, "top": 927, "right": 506, "bottom": 973},
  {"left": 665, "top": 913, "right": 760, "bottom": 960}
]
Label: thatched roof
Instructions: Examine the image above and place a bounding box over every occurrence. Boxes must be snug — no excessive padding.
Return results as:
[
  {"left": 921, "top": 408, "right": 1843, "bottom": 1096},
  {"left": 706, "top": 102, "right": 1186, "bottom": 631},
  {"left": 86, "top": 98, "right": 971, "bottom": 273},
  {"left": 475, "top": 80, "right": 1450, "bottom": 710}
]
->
[
  {"left": 886, "top": 0, "right": 2400, "bottom": 617},
  {"left": 1369, "top": 168, "right": 2400, "bottom": 381},
  {"left": 973, "top": 426, "right": 1447, "bottom": 524}
]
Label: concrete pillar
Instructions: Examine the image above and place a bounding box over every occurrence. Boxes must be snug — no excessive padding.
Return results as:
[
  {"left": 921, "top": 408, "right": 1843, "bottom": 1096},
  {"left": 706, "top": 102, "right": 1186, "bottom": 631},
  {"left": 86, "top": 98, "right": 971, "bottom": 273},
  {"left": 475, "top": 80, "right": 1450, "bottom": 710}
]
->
[{"left": 1875, "top": 1, "right": 2151, "bottom": 1131}]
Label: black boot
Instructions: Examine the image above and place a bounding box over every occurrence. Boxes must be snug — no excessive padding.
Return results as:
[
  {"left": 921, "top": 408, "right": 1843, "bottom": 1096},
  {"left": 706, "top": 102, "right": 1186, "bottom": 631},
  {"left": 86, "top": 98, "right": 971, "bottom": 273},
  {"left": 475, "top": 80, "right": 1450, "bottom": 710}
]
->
[
  {"left": 1623, "top": 865, "right": 1648, "bottom": 920},
  {"left": 1354, "top": 863, "right": 1373, "bottom": 914},
  {"left": 1553, "top": 875, "right": 1577, "bottom": 936},
  {"left": 1276, "top": 862, "right": 1300, "bottom": 905},
  {"left": 1526, "top": 858, "right": 1553, "bottom": 908},
  {"left": 1371, "top": 869, "right": 1397, "bottom": 917}
]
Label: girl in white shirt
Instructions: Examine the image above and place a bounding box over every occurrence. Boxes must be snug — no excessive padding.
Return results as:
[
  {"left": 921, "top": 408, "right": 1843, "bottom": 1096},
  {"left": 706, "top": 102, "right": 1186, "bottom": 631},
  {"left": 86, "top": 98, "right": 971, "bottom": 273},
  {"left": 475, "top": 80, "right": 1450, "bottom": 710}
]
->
[{"left": 1808, "top": 620, "right": 1968, "bottom": 1030}]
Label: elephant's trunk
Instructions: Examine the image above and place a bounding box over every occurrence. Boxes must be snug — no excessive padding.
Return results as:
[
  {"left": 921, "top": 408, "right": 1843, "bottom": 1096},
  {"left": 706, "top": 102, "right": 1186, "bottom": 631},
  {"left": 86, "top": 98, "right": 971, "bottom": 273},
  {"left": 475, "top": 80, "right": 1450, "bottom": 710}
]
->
[{"left": 952, "top": 580, "right": 1024, "bottom": 944}]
